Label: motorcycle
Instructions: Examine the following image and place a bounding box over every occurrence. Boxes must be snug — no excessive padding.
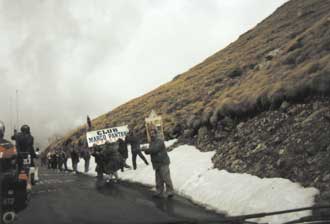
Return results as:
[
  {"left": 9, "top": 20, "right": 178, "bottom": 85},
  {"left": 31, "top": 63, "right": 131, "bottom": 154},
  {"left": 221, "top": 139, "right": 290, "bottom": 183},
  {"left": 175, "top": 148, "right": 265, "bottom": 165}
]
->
[
  {"left": 1, "top": 171, "right": 17, "bottom": 224},
  {"left": 1, "top": 151, "right": 36, "bottom": 223},
  {"left": 1, "top": 155, "right": 34, "bottom": 224},
  {"left": 18, "top": 152, "right": 35, "bottom": 197}
]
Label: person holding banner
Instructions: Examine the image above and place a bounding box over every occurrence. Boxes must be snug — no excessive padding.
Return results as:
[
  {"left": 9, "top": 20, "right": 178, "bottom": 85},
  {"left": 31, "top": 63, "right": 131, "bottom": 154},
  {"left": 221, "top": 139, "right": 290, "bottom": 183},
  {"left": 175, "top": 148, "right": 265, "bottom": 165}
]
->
[
  {"left": 92, "top": 144, "right": 104, "bottom": 180},
  {"left": 125, "top": 130, "right": 149, "bottom": 170}
]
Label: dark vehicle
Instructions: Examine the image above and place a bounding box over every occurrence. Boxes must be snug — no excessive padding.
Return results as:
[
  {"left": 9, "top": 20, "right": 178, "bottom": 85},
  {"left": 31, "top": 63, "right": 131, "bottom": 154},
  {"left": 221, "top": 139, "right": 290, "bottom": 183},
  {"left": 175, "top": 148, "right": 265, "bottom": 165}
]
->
[
  {"left": 0, "top": 143, "right": 17, "bottom": 224},
  {"left": 0, "top": 126, "right": 30, "bottom": 224}
]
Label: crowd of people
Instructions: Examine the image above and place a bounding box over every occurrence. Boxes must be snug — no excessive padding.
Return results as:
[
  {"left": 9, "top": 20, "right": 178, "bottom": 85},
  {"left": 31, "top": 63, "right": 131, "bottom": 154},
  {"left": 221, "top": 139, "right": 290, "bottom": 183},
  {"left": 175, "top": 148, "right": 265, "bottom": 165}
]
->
[
  {"left": 46, "top": 140, "right": 91, "bottom": 173},
  {"left": 92, "top": 128, "right": 174, "bottom": 198},
  {"left": 1, "top": 120, "right": 174, "bottom": 223},
  {"left": 46, "top": 130, "right": 150, "bottom": 174},
  {"left": 45, "top": 128, "right": 174, "bottom": 198}
]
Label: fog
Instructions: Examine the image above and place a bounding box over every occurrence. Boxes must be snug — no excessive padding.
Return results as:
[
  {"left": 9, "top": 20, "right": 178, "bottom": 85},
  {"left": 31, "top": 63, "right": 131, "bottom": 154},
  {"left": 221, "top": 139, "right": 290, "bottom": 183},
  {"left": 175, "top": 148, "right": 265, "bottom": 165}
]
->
[{"left": 0, "top": 0, "right": 288, "bottom": 148}]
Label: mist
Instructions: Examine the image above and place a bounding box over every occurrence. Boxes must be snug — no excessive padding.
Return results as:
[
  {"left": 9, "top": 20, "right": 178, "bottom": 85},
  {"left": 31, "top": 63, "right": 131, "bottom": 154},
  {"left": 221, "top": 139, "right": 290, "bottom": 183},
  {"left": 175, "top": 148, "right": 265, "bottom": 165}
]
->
[{"left": 0, "top": 0, "right": 288, "bottom": 148}]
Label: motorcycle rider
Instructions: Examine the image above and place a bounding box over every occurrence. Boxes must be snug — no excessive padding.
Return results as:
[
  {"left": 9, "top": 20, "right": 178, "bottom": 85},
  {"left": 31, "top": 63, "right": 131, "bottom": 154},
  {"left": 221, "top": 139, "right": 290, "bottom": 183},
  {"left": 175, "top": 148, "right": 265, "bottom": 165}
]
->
[
  {"left": 0, "top": 121, "right": 18, "bottom": 222},
  {"left": 16, "top": 125, "right": 36, "bottom": 162},
  {"left": 15, "top": 125, "right": 37, "bottom": 190},
  {"left": 0, "top": 121, "right": 17, "bottom": 166}
]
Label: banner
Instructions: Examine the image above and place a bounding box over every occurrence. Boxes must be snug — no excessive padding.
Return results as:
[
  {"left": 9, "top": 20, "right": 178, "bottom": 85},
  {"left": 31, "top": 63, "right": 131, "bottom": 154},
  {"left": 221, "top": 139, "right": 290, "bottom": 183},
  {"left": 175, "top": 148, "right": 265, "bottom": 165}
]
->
[{"left": 86, "top": 125, "right": 129, "bottom": 148}]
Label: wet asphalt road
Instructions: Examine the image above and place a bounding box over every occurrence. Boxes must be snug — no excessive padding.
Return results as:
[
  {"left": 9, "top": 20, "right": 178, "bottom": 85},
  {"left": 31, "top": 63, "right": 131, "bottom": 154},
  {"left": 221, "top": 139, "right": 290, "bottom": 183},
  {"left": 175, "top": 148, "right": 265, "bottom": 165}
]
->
[{"left": 16, "top": 167, "right": 223, "bottom": 224}]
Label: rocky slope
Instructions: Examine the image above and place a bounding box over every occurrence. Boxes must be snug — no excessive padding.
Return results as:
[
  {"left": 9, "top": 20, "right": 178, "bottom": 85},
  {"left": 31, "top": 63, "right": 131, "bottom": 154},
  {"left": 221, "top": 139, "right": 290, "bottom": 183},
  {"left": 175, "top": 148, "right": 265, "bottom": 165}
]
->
[
  {"left": 49, "top": 0, "right": 330, "bottom": 203},
  {"left": 192, "top": 96, "right": 330, "bottom": 204}
]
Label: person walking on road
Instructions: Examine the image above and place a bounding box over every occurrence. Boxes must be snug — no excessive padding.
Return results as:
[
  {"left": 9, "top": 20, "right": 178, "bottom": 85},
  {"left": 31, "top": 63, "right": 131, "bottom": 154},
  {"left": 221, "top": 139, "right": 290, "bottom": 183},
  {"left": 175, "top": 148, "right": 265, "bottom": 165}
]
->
[
  {"left": 80, "top": 143, "right": 91, "bottom": 173},
  {"left": 125, "top": 130, "right": 149, "bottom": 170},
  {"left": 102, "top": 141, "right": 123, "bottom": 182},
  {"left": 51, "top": 152, "right": 58, "bottom": 169},
  {"left": 71, "top": 145, "right": 80, "bottom": 173},
  {"left": 117, "top": 138, "right": 131, "bottom": 171},
  {"left": 92, "top": 144, "right": 104, "bottom": 181},
  {"left": 34, "top": 147, "right": 40, "bottom": 181},
  {"left": 62, "top": 142, "right": 70, "bottom": 171},
  {"left": 47, "top": 152, "right": 52, "bottom": 169},
  {"left": 57, "top": 150, "right": 64, "bottom": 171},
  {"left": 62, "top": 150, "right": 69, "bottom": 171},
  {"left": 144, "top": 128, "right": 174, "bottom": 198}
]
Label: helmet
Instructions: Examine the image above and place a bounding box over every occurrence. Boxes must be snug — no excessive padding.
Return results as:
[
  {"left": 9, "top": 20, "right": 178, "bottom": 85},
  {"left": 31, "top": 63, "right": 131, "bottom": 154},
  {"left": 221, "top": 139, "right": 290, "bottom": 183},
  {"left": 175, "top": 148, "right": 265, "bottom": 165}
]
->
[
  {"left": 20, "top": 124, "right": 30, "bottom": 134},
  {"left": 0, "top": 120, "right": 5, "bottom": 137}
]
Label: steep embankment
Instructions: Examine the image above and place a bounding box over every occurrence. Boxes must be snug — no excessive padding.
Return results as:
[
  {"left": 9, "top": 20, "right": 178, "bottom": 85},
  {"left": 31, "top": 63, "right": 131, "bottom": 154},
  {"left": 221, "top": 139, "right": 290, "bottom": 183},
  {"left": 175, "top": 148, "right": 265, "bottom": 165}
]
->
[
  {"left": 56, "top": 0, "right": 330, "bottom": 143},
  {"left": 50, "top": 0, "right": 330, "bottom": 202},
  {"left": 210, "top": 97, "right": 330, "bottom": 204}
]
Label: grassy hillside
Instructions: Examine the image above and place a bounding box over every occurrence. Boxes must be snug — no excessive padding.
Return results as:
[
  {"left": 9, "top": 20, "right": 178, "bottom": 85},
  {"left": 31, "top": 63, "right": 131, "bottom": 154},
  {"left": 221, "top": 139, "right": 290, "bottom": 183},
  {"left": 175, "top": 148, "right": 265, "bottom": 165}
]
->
[{"left": 50, "top": 0, "right": 330, "bottom": 147}]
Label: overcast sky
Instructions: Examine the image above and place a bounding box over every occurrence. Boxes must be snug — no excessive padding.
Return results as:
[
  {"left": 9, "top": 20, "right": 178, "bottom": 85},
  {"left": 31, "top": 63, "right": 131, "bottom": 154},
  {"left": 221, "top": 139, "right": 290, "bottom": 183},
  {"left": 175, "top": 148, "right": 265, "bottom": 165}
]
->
[{"left": 0, "top": 0, "right": 288, "bottom": 148}]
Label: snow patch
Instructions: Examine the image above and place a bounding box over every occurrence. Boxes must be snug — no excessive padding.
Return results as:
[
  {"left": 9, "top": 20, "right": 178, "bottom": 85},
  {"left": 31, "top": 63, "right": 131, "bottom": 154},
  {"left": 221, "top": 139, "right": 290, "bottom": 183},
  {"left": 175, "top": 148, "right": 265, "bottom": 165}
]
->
[{"left": 72, "top": 141, "right": 318, "bottom": 224}]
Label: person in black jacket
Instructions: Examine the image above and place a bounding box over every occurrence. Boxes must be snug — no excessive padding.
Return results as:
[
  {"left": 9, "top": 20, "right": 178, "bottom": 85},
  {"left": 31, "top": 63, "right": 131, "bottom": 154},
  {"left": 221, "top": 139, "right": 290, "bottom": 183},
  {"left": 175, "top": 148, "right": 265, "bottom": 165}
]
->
[
  {"left": 62, "top": 142, "right": 70, "bottom": 171},
  {"left": 57, "top": 149, "right": 65, "bottom": 171},
  {"left": 92, "top": 144, "right": 104, "bottom": 180},
  {"left": 144, "top": 129, "right": 174, "bottom": 198},
  {"left": 125, "top": 131, "right": 148, "bottom": 170},
  {"left": 80, "top": 143, "right": 91, "bottom": 173},
  {"left": 117, "top": 138, "right": 131, "bottom": 171},
  {"left": 50, "top": 152, "right": 57, "bottom": 169},
  {"left": 15, "top": 125, "right": 37, "bottom": 171},
  {"left": 70, "top": 145, "right": 80, "bottom": 173}
]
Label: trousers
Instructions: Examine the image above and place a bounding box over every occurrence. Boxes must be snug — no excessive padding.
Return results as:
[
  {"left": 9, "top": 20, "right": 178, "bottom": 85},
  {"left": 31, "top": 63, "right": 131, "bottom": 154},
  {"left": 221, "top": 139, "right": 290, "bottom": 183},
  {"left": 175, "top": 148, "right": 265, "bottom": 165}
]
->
[
  {"left": 155, "top": 165, "right": 174, "bottom": 194},
  {"left": 132, "top": 151, "right": 148, "bottom": 170}
]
